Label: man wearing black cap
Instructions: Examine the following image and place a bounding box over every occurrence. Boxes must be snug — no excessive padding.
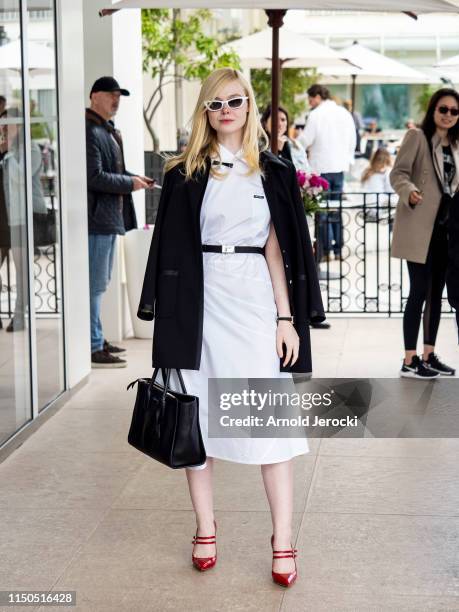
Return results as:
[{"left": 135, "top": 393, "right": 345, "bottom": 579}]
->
[{"left": 86, "top": 76, "right": 154, "bottom": 368}]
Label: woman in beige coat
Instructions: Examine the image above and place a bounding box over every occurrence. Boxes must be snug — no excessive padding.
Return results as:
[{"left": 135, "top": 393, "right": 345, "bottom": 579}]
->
[{"left": 390, "top": 88, "right": 459, "bottom": 379}]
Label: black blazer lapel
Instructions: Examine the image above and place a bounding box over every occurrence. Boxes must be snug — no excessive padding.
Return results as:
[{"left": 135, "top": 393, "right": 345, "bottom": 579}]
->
[
  {"left": 186, "top": 159, "right": 211, "bottom": 247},
  {"left": 186, "top": 160, "right": 211, "bottom": 215}
]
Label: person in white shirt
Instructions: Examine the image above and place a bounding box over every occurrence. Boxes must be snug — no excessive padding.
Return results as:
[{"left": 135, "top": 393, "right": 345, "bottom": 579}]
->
[{"left": 299, "top": 84, "right": 356, "bottom": 264}]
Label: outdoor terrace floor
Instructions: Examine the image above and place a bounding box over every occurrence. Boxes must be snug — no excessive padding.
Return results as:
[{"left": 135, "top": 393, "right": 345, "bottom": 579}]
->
[{"left": 0, "top": 318, "right": 458, "bottom": 611}]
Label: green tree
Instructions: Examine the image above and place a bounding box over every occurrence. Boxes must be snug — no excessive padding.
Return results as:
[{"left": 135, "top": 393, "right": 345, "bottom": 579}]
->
[
  {"left": 416, "top": 84, "right": 438, "bottom": 115},
  {"left": 142, "top": 9, "right": 240, "bottom": 151},
  {"left": 251, "top": 67, "right": 319, "bottom": 124}
]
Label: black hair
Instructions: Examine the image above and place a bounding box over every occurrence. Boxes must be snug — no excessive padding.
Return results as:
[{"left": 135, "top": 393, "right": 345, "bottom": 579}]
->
[
  {"left": 421, "top": 87, "right": 459, "bottom": 145},
  {"left": 260, "top": 104, "right": 290, "bottom": 137},
  {"left": 306, "top": 84, "right": 330, "bottom": 100}
]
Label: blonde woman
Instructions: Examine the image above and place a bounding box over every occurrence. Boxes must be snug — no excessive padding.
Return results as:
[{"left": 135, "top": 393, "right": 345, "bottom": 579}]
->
[
  {"left": 138, "top": 68, "right": 324, "bottom": 587},
  {"left": 361, "top": 147, "right": 394, "bottom": 198}
]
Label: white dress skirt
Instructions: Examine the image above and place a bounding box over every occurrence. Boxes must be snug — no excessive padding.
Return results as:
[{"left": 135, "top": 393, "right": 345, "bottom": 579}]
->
[{"left": 168, "top": 144, "right": 309, "bottom": 470}]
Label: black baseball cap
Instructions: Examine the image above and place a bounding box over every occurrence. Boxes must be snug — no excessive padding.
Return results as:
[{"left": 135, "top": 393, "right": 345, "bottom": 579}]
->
[{"left": 90, "top": 76, "right": 130, "bottom": 97}]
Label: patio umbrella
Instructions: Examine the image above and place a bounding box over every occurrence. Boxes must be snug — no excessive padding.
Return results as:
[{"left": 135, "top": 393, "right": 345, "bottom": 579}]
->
[
  {"left": 107, "top": 1, "right": 458, "bottom": 10},
  {"left": 436, "top": 53, "right": 459, "bottom": 69},
  {"left": 219, "top": 27, "right": 354, "bottom": 70},
  {"left": 321, "top": 42, "right": 433, "bottom": 110},
  {"left": 103, "top": 1, "right": 459, "bottom": 151},
  {"left": 0, "top": 39, "right": 55, "bottom": 73}
]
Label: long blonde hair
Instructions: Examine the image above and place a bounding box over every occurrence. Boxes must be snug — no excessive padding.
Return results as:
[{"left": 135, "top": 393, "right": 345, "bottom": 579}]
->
[
  {"left": 361, "top": 147, "right": 392, "bottom": 183},
  {"left": 165, "top": 68, "right": 268, "bottom": 179}
]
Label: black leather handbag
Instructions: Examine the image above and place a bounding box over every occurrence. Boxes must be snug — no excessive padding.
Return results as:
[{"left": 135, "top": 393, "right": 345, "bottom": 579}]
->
[{"left": 127, "top": 368, "right": 206, "bottom": 469}]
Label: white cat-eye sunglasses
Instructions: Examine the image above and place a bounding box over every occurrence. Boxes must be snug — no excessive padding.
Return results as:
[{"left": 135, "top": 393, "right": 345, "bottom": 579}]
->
[{"left": 203, "top": 96, "right": 248, "bottom": 112}]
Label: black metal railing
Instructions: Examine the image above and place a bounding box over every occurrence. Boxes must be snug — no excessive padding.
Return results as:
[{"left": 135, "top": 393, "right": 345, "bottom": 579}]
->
[
  {"left": 312, "top": 192, "right": 453, "bottom": 315},
  {"left": 0, "top": 178, "right": 60, "bottom": 320},
  {"left": 1, "top": 179, "right": 452, "bottom": 319}
]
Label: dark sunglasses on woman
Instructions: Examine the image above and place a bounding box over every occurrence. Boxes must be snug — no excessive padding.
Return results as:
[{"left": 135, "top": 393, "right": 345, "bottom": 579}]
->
[{"left": 437, "top": 105, "right": 459, "bottom": 117}]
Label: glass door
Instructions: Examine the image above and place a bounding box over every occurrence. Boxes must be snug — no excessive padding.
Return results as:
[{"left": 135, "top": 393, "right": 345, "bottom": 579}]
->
[
  {"left": 0, "top": 1, "right": 32, "bottom": 444},
  {"left": 25, "top": 1, "right": 65, "bottom": 410}
]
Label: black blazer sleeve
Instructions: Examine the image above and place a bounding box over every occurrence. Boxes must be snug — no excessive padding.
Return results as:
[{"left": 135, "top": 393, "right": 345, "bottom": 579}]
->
[
  {"left": 137, "top": 169, "right": 172, "bottom": 320},
  {"left": 288, "top": 163, "right": 325, "bottom": 324}
]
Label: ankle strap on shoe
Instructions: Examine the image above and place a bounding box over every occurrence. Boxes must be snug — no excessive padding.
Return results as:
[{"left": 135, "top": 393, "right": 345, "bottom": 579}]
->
[
  {"left": 192, "top": 535, "right": 216, "bottom": 545},
  {"left": 272, "top": 548, "right": 297, "bottom": 559}
]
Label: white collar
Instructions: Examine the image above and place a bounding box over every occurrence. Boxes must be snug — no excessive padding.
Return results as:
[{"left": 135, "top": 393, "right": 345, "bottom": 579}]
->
[
  {"left": 217, "top": 142, "right": 246, "bottom": 165},
  {"left": 315, "top": 99, "right": 335, "bottom": 111}
]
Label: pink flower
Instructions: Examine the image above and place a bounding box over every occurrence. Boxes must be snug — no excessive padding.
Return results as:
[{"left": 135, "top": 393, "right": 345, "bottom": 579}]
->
[
  {"left": 307, "top": 174, "right": 329, "bottom": 190},
  {"left": 296, "top": 170, "right": 307, "bottom": 188},
  {"left": 308, "top": 174, "right": 323, "bottom": 188}
]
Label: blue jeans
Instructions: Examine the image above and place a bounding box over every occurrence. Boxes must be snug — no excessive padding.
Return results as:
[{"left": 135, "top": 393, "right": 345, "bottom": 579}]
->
[
  {"left": 320, "top": 172, "right": 344, "bottom": 256},
  {"left": 88, "top": 234, "right": 116, "bottom": 353}
]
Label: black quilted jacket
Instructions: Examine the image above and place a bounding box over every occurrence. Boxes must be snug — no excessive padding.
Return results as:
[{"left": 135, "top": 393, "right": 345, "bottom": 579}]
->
[{"left": 85, "top": 109, "right": 137, "bottom": 235}]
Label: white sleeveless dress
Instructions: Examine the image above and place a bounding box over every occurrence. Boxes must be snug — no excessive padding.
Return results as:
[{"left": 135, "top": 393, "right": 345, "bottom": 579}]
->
[{"left": 169, "top": 144, "right": 309, "bottom": 469}]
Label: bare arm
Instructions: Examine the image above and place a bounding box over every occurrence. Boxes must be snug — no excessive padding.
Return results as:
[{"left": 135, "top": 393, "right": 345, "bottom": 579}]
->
[{"left": 264, "top": 222, "right": 299, "bottom": 367}]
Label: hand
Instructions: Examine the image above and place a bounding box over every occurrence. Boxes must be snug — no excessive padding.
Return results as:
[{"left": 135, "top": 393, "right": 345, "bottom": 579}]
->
[
  {"left": 132, "top": 176, "right": 149, "bottom": 191},
  {"left": 276, "top": 321, "right": 299, "bottom": 367},
  {"left": 278, "top": 134, "right": 288, "bottom": 150},
  {"left": 139, "top": 175, "right": 156, "bottom": 189},
  {"left": 409, "top": 190, "right": 423, "bottom": 205}
]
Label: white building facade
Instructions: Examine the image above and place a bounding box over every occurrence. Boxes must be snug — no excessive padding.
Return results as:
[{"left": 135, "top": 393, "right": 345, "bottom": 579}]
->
[{"left": 0, "top": 1, "right": 144, "bottom": 455}]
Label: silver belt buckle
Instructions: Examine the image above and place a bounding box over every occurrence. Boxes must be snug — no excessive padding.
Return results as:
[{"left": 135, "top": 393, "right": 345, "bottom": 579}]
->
[{"left": 222, "top": 244, "right": 235, "bottom": 254}]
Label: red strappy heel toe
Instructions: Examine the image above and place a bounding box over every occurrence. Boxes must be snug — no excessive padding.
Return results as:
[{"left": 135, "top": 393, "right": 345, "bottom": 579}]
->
[
  {"left": 271, "top": 535, "right": 298, "bottom": 587},
  {"left": 191, "top": 520, "right": 217, "bottom": 572}
]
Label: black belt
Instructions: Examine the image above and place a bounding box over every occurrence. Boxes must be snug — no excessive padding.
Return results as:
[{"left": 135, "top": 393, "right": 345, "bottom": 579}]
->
[{"left": 202, "top": 244, "right": 265, "bottom": 255}]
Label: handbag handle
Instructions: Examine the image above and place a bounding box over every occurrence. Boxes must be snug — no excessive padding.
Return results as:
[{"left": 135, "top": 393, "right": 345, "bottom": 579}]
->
[
  {"left": 150, "top": 367, "right": 188, "bottom": 397},
  {"left": 127, "top": 369, "right": 188, "bottom": 397}
]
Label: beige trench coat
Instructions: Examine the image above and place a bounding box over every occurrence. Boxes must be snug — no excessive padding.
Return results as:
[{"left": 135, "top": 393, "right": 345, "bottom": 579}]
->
[{"left": 390, "top": 128, "right": 459, "bottom": 263}]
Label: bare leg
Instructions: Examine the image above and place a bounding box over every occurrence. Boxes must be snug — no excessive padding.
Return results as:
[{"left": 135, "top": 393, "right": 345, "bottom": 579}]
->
[
  {"left": 422, "top": 344, "right": 435, "bottom": 361},
  {"left": 186, "top": 458, "right": 216, "bottom": 558},
  {"left": 404, "top": 349, "right": 417, "bottom": 365},
  {"left": 261, "top": 459, "right": 295, "bottom": 574}
]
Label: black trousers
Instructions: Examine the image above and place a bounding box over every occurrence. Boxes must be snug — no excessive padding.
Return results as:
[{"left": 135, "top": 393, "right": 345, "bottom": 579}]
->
[
  {"left": 403, "top": 223, "right": 448, "bottom": 350},
  {"left": 445, "top": 195, "right": 459, "bottom": 343}
]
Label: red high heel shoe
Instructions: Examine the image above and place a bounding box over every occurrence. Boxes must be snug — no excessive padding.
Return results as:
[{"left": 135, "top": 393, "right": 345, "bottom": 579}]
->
[
  {"left": 271, "top": 535, "right": 298, "bottom": 587},
  {"left": 191, "top": 520, "right": 217, "bottom": 572}
]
